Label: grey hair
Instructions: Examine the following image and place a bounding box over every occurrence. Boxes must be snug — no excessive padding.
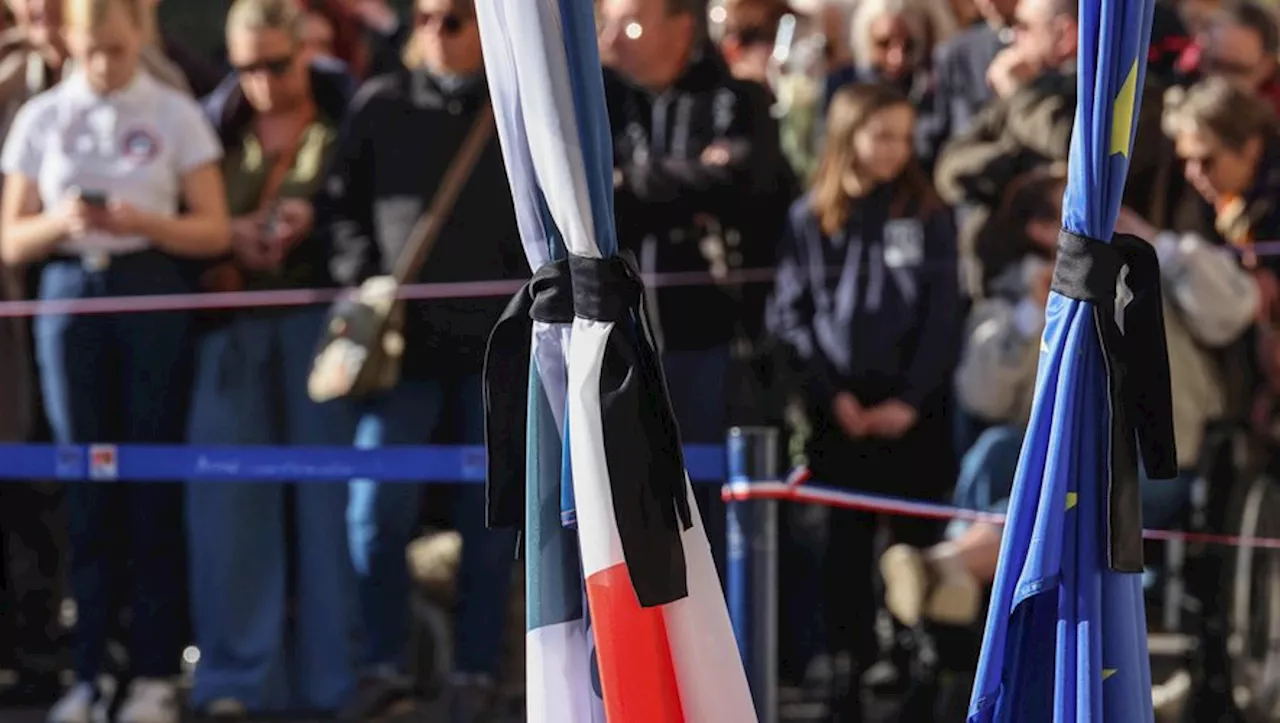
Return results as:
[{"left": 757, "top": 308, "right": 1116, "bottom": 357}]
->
[
  {"left": 848, "top": 0, "right": 937, "bottom": 71},
  {"left": 225, "top": 0, "right": 305, "bottom": 42}
]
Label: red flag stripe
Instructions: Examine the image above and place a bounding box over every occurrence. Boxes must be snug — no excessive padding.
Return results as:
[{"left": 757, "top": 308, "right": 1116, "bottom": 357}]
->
[{"left": 585, "top": 562, "right": 686, "bottom": 723}]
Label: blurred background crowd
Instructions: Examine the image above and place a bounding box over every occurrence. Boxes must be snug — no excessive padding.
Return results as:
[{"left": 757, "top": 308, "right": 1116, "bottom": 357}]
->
[{"left": 2, "top": 0, "right": 1280, "bottom": 721}]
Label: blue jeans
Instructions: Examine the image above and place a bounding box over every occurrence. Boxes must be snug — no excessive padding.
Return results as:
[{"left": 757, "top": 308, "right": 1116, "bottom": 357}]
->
[
  {"left": 185, "top": 307, "right": 359, "bottom": 712},
  {"left": 662, "top": 346, "right": 731, "bottom": 571},
  {"left": 35, "top": 252, "right": 192, "bottom": 681},
  {"left": 949, "top": 425, "right": 1194, "bottom": 537},
  {"left": 348, "top": 374, "right": 516, "bottom": 677}
]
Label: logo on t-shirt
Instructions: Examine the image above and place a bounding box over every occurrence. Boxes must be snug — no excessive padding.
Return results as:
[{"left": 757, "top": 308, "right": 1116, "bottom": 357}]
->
[
  {"left": 120, "top": 127, "right": 161, "bottom": 161},
  {"left": 884, "top": 219, "right": 924, "bottom": 268}
]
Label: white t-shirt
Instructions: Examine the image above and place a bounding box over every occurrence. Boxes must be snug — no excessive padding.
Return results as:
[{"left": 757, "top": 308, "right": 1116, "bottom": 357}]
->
[{"left": 0, "top": 69, "right": 222, "bottom": 254}]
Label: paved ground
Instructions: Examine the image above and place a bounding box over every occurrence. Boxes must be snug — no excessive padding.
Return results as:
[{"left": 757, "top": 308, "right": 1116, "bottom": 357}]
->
[{"left": 2, "top": 691, "right": 911, "bottom": 722}]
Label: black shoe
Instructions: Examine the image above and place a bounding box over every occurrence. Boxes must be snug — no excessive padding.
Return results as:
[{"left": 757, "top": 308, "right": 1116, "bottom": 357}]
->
[
  {"left": 338, "top": 675, "right": 417, "bottom": 722},
  {"left": 0, "top": 670, "right": 63, "bottom": 706},
  {"left": 831, "top": 688, "right": 866, "bottom": 723}
]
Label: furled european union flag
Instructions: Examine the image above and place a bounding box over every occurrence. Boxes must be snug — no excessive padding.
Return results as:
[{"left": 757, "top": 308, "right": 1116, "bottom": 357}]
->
[{"left": 968, "top": 1, "right": 1173, "bottom": 721}]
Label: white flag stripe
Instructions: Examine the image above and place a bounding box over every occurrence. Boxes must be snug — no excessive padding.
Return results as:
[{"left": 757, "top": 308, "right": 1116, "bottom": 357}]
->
[
  {"left": 666, "top": 487, "right": 759, "bottom": 722},
  {"left": 487, "top": 0, "right": 600, "bottom": 259},
  {"left": 474, "top": 0, "right": 571, "bottom": 417},
  {"left": 526, "top": 622, "right": 603, "bottom": 723},
  {"left": 566, "top": 319, "right": 628, "bottom": 576},
  {"left": 473, "top": 0, "right": 551, "bottom": 270}
]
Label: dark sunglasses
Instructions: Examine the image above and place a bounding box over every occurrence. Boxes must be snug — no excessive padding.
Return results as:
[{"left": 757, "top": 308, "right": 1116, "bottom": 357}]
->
[
  {"left": 872, "top": 35, "right": 914, "bottom": 54},
  {"left": 729, "top": 27, "right": 773, "bottom": 48},
  {"left": 415, "top": 11, "right": 468, "bottom": 34},
  {"left": 234, "top": 54, "right": 294, "bottom": 77}
]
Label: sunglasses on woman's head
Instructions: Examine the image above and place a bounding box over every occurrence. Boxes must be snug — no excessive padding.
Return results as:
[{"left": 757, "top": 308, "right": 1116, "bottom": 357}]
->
[{"left": 416, "top": 10, "right": 467, "bottom": 34}]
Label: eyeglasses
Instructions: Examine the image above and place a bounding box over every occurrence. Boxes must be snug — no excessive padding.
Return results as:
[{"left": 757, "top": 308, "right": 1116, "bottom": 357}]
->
[
  {"left": 415, "top": 10, "right": 468, "bottom": 34},
  {"left": 233, "top": 54, "right": 294, "bottom": 77}
]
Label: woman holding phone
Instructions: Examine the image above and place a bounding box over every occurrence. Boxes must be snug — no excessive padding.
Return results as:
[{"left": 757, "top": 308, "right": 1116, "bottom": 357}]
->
[{"left": 0, "top": 0, "right": 228, "bottom": 721}]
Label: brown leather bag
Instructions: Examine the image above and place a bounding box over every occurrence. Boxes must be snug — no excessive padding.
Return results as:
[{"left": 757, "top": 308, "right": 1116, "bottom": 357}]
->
[{"left": 306, "top": 102, "right": 496, "bottom": 403}]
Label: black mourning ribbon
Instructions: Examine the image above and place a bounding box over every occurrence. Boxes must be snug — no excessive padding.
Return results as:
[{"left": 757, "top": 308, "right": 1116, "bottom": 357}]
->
[
  {"left": 483, "top": 258, "right": 574, "bottom": 530},
  {"left": 482, "top": 252, "right": 694, "bottom": 608},
  {"left": 1051, "top": 230, "right": 1178, "bottom": 574}
]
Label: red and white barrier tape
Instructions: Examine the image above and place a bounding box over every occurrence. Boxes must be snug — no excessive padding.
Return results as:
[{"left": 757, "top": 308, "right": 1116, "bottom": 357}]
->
[{"left": 723, "top": 473, "right": 1280, "bottom": 550}]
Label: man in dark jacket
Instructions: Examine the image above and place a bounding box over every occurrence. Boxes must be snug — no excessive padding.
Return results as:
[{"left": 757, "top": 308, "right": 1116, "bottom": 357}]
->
[
  {"left": 935, "top": 0, "right": 1172, "bottom": 296},
  {"left": 183, "top": 1, "right": 361, "bottom": 718},
  {"left": 598, "top": 0, "right": 793, "bottom": 565},
  {"left": 312, "top": 0, "right": 527, "bottom": 719}
]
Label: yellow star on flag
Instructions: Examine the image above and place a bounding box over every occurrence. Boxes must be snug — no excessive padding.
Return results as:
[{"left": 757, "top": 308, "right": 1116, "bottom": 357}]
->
[{"left": 1111, "top": 61, "right": 1139, "bottom": 156}]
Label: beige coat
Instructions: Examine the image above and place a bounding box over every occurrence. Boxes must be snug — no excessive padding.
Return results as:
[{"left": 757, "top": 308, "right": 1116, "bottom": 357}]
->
[{"left": 956, "top": 232, "right": 1258, "bottom": 470}]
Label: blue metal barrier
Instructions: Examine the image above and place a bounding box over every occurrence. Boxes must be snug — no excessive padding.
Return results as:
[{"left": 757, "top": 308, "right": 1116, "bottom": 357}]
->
[
  {"left": 726, "top": 427, "right": 780, "bottom": 723},
  {"left": 0, "top": 443, "right": 728, "bottom": 483}
]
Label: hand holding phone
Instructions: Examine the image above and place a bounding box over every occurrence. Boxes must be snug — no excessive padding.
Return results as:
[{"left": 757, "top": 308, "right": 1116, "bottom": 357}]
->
[{"left": 77, "top": 188, "right": 108, "bottom": 208}]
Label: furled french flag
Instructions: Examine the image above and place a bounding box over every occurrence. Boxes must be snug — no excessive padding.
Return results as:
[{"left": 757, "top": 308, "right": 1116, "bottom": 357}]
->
[{"left": 477, "top": 0, "right": 756, "bottom": 721}]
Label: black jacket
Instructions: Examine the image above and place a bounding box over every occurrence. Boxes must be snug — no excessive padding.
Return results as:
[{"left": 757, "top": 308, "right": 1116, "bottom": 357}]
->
[
  {"left": 606, "top": 49, "right": 793, "bottom": 351},
  {"left": 314, "top": 68, "right": 528, "bottom": 377},
  {"left": 770, "top": 187, "right": 960, "bottom": 412}
]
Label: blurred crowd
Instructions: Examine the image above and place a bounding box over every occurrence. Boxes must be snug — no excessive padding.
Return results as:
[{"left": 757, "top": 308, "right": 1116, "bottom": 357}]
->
[{"left": 0, "top": 0, "right": 1279, "bottom": 721}]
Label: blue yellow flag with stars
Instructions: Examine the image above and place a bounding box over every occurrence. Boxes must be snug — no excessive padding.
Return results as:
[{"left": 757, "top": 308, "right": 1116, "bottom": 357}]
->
[{"left": 968, "top": 1, "right": 1171, "bottom": 721}]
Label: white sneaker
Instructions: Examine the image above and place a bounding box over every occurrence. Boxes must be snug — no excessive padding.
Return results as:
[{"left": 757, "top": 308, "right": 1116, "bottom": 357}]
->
[
  {"left": 880, "top": 544, "right": 982, "bottom": 627},
  {"left": 48, "top": 682, "right": 112, "bottom": 723},
  {"left": 116, "top": 679, "right": 179, "bottom": 723},
  {"left": 880, "top": 544, "right": 930, "bottom": 627}
]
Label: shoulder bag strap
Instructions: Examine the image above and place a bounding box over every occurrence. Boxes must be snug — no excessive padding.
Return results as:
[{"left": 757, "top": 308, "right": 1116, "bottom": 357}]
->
[{"left": 391, "top": 100, "right": 496, "bottom": 285}]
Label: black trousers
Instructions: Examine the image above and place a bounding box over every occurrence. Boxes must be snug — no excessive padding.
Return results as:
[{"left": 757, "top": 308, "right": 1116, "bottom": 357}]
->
[
  {"left": 0, "top": 480, "right": 67, "bottom": 676},
  {"left": 807, "top": 405, "right": 955, "bottom": 669}
]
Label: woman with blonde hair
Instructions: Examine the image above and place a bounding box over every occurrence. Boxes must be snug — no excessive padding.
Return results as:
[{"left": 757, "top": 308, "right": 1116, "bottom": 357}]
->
[
  {"left": 0, "top": 0, "right": 228, "bottom": 721},
  {"left": 770, "top": 82, "right": 960, "bottom": 720}
]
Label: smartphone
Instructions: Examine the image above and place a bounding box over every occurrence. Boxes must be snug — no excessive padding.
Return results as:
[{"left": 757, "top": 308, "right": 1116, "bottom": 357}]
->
[{"left": 79, "top": 189, "right": 108, "bottom": 208}]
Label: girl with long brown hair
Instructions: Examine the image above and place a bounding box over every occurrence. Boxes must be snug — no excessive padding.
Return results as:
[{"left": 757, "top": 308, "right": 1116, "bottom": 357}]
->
[{"left": 770, "top": 82, "right": 960, "bottom": 720}]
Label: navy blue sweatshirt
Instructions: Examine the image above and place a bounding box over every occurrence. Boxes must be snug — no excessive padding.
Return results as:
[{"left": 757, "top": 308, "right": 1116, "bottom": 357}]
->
[{"left": 770, "top": 186, "right": 960, "bottom": 411}]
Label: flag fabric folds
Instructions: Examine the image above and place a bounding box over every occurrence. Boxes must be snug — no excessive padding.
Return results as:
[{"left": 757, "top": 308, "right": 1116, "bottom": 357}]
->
[
  {"left": 475, "top": 1, "right": 755, "bottom": 721},
  {"left": 968, "top": 2, "right": 1174, "bottom": 722}
]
